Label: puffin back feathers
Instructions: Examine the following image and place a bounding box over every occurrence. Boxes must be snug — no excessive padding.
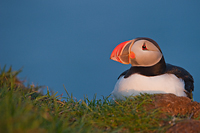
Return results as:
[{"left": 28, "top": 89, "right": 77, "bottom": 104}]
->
[{"left": 165, "top": 63, "right": 194, "bottom": 98}]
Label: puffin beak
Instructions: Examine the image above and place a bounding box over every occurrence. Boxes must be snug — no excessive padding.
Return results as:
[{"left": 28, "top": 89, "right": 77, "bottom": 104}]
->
[{"left": 110, "top": 40, "right": 135, "bottom": 64}]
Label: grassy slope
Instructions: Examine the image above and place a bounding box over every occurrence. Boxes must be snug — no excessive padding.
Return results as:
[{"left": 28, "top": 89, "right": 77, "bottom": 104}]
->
[{"left": 0, "top": 66, "right": 174, "bottom": 133}]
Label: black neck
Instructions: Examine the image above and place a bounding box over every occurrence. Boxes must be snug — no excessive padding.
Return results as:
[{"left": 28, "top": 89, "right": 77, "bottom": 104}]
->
[{"left": 124, "top": 57, "right": 166, "bottom": 78}]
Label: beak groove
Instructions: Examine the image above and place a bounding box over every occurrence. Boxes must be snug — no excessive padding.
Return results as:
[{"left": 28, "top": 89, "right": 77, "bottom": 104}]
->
[{"left": 110, "top": 40, "right": 135, "bottom": 64}]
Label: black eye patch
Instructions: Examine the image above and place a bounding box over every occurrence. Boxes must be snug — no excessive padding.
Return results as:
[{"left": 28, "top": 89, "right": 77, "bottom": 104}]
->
[{"left": 142, "top": 43, "right": 148, "bottom": 50}]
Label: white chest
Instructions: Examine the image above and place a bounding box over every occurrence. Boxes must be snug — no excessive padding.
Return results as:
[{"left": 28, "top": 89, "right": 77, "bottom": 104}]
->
[{"left": 112, "top": 73, "right": 186, "bottom": 100}]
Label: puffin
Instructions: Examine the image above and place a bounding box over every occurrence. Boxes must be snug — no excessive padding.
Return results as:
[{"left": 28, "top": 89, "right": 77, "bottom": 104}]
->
[{"left": 110, "top": 37, "right": 194, "bottom": 100}]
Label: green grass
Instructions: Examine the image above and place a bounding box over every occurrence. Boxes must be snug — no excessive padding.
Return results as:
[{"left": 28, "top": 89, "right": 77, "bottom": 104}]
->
[{"left": 0, "top": 66, "right": 174, "bottom": 133}]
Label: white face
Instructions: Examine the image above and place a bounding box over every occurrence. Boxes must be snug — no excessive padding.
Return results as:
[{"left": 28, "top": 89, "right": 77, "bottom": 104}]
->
[{"left": 130, "top": 40, "right": 162, "bottom": 67}]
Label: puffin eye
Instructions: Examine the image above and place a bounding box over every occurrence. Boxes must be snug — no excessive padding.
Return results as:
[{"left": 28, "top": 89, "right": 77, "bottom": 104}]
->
[{"left": 142, "top": 43, "right": 147, "bottom": 50}]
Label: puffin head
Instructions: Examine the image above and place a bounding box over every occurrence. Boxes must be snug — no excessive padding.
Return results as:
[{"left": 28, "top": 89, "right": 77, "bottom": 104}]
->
[{"left": 110, "top": 37, "right": 163, "bottom": 67}]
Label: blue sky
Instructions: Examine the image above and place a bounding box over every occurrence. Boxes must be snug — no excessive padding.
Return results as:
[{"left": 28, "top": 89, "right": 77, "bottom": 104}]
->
[{"left": 1, "top": 1, "right": 200, "bottom": 101}]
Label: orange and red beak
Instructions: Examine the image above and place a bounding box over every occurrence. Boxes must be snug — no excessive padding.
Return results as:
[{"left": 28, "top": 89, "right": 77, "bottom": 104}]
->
[{"left": 110, "top": 39, "right": 136, "bottom": 64}]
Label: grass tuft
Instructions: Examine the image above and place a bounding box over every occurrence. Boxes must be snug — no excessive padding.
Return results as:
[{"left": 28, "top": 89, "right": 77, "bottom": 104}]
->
[{"left": 0, "top": 66, "right": 174, "bottom": 132}]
